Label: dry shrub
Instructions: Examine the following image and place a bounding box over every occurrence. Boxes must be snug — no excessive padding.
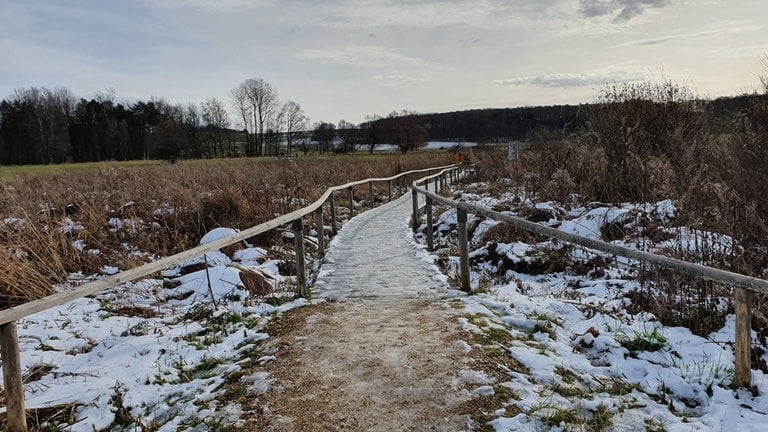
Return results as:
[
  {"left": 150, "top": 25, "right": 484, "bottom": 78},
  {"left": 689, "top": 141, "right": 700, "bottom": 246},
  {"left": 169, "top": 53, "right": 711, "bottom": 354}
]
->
[
  {"left": 0, "top": 216, "right": 69, "bottom": 308},
  {"left": 562, "top": 139, "right": 608, "bottom": 200},
  {"left": 752, "top": 294, "right": 768, "bottom": 344},
  {"left": 473, "top": 242, "right": 573, "bottom": 276},
  {"left": 542, "top": 169, "right": 576, "bottom": 204},
  {"left": 0, "top": 253, "right": 57, "bottom": 309},
  {"left": 468, "top": 76, "right": 768, "bottom": 337},
  {"left": 466, "top": 146, "right": 513, "bottom": 182},
  {"left": 239, "top": 268, "right": 273, "bottom": 297},
  {"left": 626, "top": 276, "right": 730, "bottom": 337},
  {"left": 198, "top": 189, "right": 254, "bottom": 233},
  {"left": 480, "top": 222, "right": 539, "bottom": 244}
]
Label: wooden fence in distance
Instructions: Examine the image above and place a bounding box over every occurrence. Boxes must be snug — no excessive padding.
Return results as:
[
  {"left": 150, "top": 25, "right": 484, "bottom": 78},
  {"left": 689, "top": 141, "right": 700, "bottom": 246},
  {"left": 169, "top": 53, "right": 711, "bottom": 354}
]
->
[
  {"left": 0, "top": 164, "right": 456, "bottom": 432},
  {"left": 412, "top": 166, "right": 768, "bottom": 389}
]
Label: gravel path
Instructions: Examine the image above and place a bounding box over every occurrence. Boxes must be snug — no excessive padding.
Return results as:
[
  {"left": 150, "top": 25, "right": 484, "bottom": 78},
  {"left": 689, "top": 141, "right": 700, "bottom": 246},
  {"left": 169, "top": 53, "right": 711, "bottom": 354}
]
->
[{"left": 251, "top": 193, "right": 476, "bottom": 431}]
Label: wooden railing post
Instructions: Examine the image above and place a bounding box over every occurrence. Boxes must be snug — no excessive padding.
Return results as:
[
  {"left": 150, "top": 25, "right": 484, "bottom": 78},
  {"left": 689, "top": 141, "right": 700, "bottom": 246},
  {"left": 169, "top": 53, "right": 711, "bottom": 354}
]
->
[
  {"left": 434, "top": 177, "right": 439, "bottom": 193},
  {"left": 292, "top": 218, "right": 307, "bottom": 298},
  {"left": 348, "top": 186, "right": 355, "bottom": 217},
  {"left": 315, "top": 206, "right": 325, "bottom": 258},
  {"left": 411, "top": 188, "right": 419, "bottom": 233},
  {"left": 457, "top": 205, "right": 471, "bottom": 292},
  {"left": 734, "top": 288, "right": 753, "bottom": 387},
  {"left": 388, "top": 180, "right": 393, "bottom": 202},
  {"left": 328, "top": 193, "right": 338, "bottom": 235},
  {"left": 0, "top": 321, "right": 27, "bottom": 432},
  {"left": 369, "top": 181, "right": 374, "bottom": 208},
  {"left": 426, "top": 196, "right": 434, "bottom": 251}
]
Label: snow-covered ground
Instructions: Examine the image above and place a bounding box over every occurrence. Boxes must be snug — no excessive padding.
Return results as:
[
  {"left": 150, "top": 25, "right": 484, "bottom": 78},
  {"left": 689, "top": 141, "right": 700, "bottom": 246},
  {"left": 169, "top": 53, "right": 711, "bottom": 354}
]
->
[
  {"left": 314, "top": 189, "right": 451, "bottom": 300},
  {"left": 5, "top": 230, "right": 309, "bottom": 430},
  {"left": 5, "top": 174, "right": 768, "bottom": 431},
  {"left": 417, "top": 181, "right": 768, "bottom": 431}
]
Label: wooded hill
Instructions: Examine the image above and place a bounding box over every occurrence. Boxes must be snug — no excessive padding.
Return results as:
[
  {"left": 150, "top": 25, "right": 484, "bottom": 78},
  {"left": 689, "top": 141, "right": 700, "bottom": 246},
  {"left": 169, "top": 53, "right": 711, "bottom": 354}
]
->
[{"left": 388, "top": 93, "right": 765, "bottom": 143}]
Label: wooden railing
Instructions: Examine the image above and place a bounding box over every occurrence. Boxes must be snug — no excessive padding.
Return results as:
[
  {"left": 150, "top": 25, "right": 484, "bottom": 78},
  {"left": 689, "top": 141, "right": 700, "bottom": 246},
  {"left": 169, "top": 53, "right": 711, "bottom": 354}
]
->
[
  {"left": 0, "top": 164, "right": 456, "bottom": 431},
  {"left": 411, "top": 165, "right": 768, "bottom": 389}
]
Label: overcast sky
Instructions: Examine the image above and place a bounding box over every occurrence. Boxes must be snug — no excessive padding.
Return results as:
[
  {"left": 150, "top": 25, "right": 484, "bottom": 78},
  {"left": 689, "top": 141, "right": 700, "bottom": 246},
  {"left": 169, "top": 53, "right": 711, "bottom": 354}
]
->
[{"left": 1, "top": 0, "right": 766, "bottom": 125}]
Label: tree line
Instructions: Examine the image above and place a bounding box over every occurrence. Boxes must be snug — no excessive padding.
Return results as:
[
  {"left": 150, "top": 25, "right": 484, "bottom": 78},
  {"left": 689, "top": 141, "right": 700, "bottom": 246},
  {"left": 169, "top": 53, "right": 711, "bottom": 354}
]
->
[
  {"left": 0, "top": 80, "right": 313, "bottom": 165},
  {"left": 3, "top": 76, "right": 762, "bottom": 166}
]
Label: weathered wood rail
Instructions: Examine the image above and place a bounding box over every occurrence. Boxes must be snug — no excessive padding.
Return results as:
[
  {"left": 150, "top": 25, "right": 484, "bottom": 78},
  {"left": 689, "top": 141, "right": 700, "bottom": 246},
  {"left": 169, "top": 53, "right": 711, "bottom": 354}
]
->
[
  {"left": 412, "top": 165, "right": 768, "bottom": 389},
  {"left": 0, "top": 164, "right": 456, "bottom": 431}
]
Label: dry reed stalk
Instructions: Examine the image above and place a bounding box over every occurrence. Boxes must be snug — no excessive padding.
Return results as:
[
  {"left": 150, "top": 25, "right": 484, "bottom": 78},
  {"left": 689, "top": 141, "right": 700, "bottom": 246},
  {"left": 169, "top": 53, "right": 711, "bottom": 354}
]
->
[{"left": 0, "top": 153, "right": 447, "bottom": 307}]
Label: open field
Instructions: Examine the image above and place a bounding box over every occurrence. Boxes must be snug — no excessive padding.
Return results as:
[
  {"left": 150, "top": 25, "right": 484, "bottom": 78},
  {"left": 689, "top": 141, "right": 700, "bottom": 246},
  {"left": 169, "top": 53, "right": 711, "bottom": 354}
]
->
[
  {"left": 0, "top": 152, "right": 413, "bottom": 180},
  {"left": 0, "top": 160, "right": 168, "bottom": 180}
]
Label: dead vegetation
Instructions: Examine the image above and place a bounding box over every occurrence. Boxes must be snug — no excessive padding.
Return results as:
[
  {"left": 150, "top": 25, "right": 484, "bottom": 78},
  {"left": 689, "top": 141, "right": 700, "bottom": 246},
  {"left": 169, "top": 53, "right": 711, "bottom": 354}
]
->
[
  {"left": 0, "top": 153, "right": 445, "bottom": 308},
  {"left": 467, "top": 74, "right": 768, "bottom": 343}
]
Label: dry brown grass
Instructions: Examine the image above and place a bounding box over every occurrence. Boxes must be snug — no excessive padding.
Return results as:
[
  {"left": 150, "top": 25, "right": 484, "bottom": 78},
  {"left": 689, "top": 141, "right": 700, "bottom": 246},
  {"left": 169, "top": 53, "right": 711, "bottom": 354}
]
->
[{"left": 0, "top": 153, "right": 448, "bottom": 308}]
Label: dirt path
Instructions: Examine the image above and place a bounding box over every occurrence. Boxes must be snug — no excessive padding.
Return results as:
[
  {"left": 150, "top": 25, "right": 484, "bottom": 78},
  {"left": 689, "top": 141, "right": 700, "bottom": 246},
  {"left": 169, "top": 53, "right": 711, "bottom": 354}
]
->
[
  {"left": 250, "top": 299, "right": 474, "bottom": 431},
  {"left": 247, "top": 193, "right": 482, "bottom": 431}
]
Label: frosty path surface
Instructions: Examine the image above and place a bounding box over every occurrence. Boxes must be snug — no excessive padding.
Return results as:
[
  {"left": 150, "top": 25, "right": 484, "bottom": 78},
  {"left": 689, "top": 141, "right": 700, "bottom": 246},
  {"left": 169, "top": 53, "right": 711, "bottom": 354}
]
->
[
  {"left": 314, "top": 191, "right": 448, "bottom": 300},
  {"left": 252, "top": 194, "right": 475, "bottom": 431}
]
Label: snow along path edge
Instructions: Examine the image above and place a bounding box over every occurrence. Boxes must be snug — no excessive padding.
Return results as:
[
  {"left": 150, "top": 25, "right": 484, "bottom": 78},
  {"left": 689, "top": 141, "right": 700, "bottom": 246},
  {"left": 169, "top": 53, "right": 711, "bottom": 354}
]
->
[{"left": 246, "top": 192, "right": 502, "bottom": 430}]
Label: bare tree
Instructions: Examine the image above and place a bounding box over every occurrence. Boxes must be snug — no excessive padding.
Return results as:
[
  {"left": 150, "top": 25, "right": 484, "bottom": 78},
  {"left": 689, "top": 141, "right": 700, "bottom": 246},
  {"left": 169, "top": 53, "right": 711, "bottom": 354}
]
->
[
  {"left": 312, "top": 122, "right": 336, "bottom": 154},
  {"left": 94, "top": 87, "right": 116, "bottom": 104},
  {"left": 336, "top": 119, "right": 360, "bottom": 153},
  {"left": 239, "top": 78, "right": 279, "bottom": 156},
  {"left": 230, "top": 84, "right": 253, "bottom": 156},
  {"left": 11, "top": 86, "right": 76, "bottom": 164},
  {"left": 384, "top": 111, "right": 427, "bottom": 154},
  {"left": 279, "top": 101, "right": 308, "bottom": 155},
  {"left": 201, "top": 98, "right": 230, "bottom": 157},
  {"left": 361, "top": 114, "right": 382, "bottom": 153},
  {"left": 182, "top": 103, "right": 201, "bottom": 158}
]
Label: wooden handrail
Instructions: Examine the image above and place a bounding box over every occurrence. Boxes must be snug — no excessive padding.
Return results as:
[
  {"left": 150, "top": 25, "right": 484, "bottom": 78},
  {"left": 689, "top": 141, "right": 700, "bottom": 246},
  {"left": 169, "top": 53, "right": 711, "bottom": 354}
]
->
[
  {"left": 412, "top": 183, "right": 768, "bottom": 294},
  {"left": 412, "top": 168, "right": 765, "bottom": 388},
  {"left": 0, "top": 164, "right": 456, "bottom": 326},
  {"left": 0, "top": 163, "right": 457, "bottom": 431}
]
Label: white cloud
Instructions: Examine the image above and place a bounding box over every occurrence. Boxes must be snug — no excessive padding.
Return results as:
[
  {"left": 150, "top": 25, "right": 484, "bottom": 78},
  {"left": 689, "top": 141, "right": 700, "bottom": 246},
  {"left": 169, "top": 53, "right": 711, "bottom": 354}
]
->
[
  {"left": 618, "top": 22, "right": 764, "bottom": 46},
  {"left": 706, "top": 45, "right": 767, "bottom": 60},
  {"left": 372, "top": 71, "right": 432, "bottom": 86},
  {"left": 144, "top": 0, "right": 266, "bottom": 12},
  {"left": 253, "top": 0, "right": 571, "bottom": 30},
  {"left": 296, "top": 46, "right": 443, "bottom": 70},
  {"left": 493, "top": 68, "right": 646, "bottom": 88}
]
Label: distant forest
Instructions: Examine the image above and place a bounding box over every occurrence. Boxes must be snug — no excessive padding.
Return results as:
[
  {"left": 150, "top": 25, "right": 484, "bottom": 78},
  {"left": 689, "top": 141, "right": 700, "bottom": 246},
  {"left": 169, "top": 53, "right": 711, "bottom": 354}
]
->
[
  {"left": 0, "top": 81, "right": 763, "bottom": 166},
  {"left": 408, "top": 92, "right": 765, "bottom": 142}
]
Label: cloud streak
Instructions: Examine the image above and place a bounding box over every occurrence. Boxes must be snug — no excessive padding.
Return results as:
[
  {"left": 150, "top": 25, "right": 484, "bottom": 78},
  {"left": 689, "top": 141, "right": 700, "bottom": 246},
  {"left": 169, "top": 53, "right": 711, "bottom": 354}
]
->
[
  {"left": 493, "top": 68, "right": 646, "bottom": 88},
  {"left": 145, "top": 0, "right": 267, "bottom": 12},
  {"left": 296, "top": 46, "right": 443, "bottom": 70},
  {"left": 618, "top": 22, "right": 764, "bottom": 46},
  {"left": 373, "top": 71, "right": 432, "bottom": 86},
  {"left": 145, "top": 0, "right": 567, "bottom": 30}
]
